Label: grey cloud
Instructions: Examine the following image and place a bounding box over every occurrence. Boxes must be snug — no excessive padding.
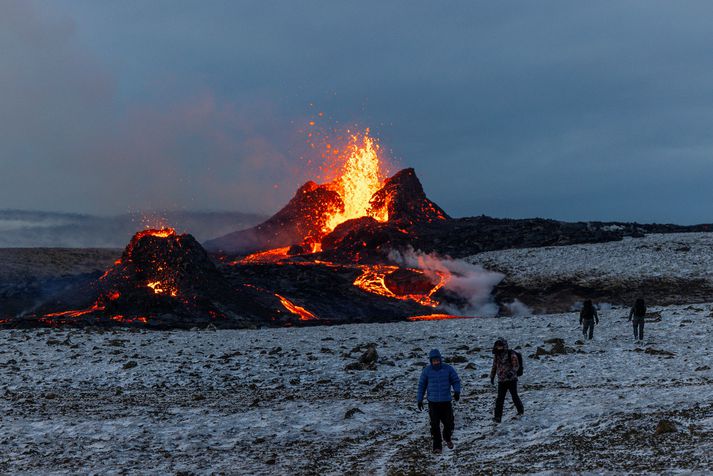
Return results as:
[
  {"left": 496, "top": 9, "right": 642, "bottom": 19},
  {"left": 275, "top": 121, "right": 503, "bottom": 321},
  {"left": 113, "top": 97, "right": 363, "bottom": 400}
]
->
[{"left": 2, "top": 1, "right": 713, "bottom": 223}]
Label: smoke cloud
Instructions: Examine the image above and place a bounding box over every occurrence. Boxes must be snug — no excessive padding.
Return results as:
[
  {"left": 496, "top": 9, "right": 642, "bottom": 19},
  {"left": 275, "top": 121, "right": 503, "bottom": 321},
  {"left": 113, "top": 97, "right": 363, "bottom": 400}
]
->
[{"left": 388, "top": 247, "right": 504, "bottom": 316}]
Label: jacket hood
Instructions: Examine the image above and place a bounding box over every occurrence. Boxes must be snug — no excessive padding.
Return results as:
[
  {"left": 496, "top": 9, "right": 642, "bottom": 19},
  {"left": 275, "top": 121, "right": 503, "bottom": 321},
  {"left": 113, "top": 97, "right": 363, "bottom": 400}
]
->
[
  {"left": 492, "top": 337, "right": 509, "bottom": 353},
  {"left": 428, "top": 349, "right": 443, "bottom": 363}
]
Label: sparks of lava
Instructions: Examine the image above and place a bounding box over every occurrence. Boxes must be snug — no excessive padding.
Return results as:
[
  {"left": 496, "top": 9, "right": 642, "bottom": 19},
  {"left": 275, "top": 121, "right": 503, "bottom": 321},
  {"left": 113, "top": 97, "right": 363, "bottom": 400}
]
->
[
  {"left": 275, "top": 293, "right": 318, "bottom": 321},
  {"left": 353, "top": 265, "right": 447, "bottom": 307},
  {"left": 147, "top": 280, "right": 178, "bottom": 297},
  {"left": 407, "top": 314, "right": 475, "bottom": 321},
  {"left": 323, "top": 129, "right": 389, "bottom": 232}
]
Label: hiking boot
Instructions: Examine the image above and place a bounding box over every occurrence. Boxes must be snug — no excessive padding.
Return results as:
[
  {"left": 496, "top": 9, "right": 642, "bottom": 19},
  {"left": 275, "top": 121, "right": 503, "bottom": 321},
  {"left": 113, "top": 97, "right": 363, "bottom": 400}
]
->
[
  {"left": 432, "top": 447, "right": 442, "bottom": 454},
  {"left": 445, "top": 440, "right": 454, "bottom": 449}
]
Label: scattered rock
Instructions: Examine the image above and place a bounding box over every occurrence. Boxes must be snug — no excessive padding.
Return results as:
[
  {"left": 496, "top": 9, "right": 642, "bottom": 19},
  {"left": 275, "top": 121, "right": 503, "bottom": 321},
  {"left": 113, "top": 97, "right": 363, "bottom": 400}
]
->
[
  {"left": 345, "top": 344, "right": 379, "bottom": 370},
  {"left": 655, "top": 419, "right": 678, "bottom": 435},
  {"left": 360, "top": 344, "right": 378, "bottom": 365},
  {"left": 268, "top": 346, "right": 282, "bottom": 355},
  {"left": 644, "top": 348, "right": 675, "bottom": 357},
  {"left": 123, "top": 361, "right": 137, "bottom": 370},
  {"left": 695, "top": 365, "right": 710, "bottom": 371},
  {"left": 344, "top": 407, "right": 364, "bottom": 419},
  {"left": 465, "top": 363, "right": 477, "bottom": 370},
  {"left": 445, "top": 355, "right": 467, "bottom": 363}
]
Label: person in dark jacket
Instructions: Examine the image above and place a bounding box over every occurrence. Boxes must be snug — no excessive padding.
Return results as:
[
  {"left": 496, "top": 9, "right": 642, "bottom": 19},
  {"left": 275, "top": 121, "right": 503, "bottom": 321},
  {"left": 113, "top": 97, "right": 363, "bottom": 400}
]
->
[
  {"left": 417, "top": 349, "right": 461, "bottom": 453},
  {"left": 579, "top": 300, "right": 599, "bottom": 340},
  {"left": 490, "top": 337, "right": 524, "bottom": 423},
  {"left": 628, "top": 298, "right": 646, "bottom": 341}
]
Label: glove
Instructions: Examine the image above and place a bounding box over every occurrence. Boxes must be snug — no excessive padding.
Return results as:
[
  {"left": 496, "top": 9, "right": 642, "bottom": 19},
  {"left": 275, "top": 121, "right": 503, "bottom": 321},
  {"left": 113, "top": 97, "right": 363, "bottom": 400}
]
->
[
  {"left": 453, "top": 392, "right": 460, "bottom": 401},
  {"left": 418, "top": 401, "right": 424, "bottom": 411}
]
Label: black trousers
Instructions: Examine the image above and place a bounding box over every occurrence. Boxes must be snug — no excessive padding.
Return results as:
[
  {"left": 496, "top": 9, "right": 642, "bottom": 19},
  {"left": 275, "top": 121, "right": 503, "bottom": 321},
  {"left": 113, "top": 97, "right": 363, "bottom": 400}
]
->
[
  {"left": 495, "top": 380, "right": 524, "bottom": 421},
  {"left": 633, "top": 319, "right": 645, "bottom": 340},
  {"left": 582, "top": 319, "right": 595, "bottom": 339},
  {"left": 428, "top": 401, "right": 454, "bottom": 449}
]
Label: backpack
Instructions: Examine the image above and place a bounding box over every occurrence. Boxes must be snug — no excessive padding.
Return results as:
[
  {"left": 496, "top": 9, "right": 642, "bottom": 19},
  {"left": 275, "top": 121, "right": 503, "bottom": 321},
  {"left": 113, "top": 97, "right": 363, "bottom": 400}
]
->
[
  {"left": 509, "top": 350, "right": 524, "bottom": 377},
  {"left": 581, "top": 306, "right": 594, "bottom": 320}
]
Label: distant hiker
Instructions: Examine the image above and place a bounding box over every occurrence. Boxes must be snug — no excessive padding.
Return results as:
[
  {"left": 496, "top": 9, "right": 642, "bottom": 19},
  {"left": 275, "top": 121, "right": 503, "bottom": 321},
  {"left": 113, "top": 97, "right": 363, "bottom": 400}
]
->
[
  {"left": 490, "top": 338, "right": 524, "bottom": 423},
  {"left": 629, "top": 298, "right": 647, "bottom": 341},
  {"left": 417, "top": 349, "right": 461, "bottom": 454},
  {"left": 579, "top": 300, "right": 599, "bottom": 340}
]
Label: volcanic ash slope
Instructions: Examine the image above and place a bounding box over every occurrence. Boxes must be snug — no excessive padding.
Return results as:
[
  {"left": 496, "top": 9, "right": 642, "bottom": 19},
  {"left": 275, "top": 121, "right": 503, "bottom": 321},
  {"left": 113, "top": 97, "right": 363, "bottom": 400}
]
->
[{"left": 3, "top": 303, "right": 713, "bottom": 474}]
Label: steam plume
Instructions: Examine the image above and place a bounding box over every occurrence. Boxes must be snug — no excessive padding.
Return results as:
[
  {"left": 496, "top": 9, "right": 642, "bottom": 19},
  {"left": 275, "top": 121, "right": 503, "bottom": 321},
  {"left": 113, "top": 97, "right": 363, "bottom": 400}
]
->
[{"left": 388, "top": 247, "right": 504, "bottom": 316}]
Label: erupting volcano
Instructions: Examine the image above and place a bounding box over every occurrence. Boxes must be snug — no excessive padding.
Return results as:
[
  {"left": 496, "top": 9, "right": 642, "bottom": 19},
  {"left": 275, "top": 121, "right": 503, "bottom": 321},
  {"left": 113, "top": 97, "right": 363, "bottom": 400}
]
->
[
  {"left": 204, "top": 128, "right": 457, "bottom": 317},
  {"left": 4, "top": 126, "right": 614, "bottom": 329},
  {"left": 204, "top": 129, "right": 449, "bottom": 256}
]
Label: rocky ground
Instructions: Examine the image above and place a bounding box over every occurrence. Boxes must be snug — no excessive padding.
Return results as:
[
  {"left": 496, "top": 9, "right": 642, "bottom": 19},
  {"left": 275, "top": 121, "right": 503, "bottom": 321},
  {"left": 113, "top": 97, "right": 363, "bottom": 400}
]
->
[{"left": 3, "top": 303, "right": 713, "bottom": 474}]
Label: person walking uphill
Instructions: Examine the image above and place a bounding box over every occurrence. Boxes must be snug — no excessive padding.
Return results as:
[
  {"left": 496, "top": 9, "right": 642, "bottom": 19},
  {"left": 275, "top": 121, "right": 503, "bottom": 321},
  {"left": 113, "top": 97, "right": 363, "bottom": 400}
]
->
[
  {"left": 417, "top": 349, "right": 461, "bottom": 454},
  {"left": 580, "top": 300, "right": 599, "bottom": 340},
  {"left": 490, "top": 338, "right": 524, "bottom": 423},
  {"left": 629, "top": 298, "right": 647, "bottom": 341}
]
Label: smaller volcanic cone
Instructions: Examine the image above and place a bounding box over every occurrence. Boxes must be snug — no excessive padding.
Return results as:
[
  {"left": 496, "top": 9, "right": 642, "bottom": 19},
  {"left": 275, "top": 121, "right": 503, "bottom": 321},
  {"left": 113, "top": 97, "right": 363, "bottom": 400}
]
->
[
  {"left": 97, "top": 228, "right": 267, "bottom": 327},
  {"left": 27, "top": 228, "right": 273, "bottom": 329}
]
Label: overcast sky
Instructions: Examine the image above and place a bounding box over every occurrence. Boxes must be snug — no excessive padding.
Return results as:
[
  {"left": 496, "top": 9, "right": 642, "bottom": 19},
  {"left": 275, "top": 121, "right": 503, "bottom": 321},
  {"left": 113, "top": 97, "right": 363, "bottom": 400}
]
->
[{"left": 2, "top": 1, "right": 713, "bottom": 223}]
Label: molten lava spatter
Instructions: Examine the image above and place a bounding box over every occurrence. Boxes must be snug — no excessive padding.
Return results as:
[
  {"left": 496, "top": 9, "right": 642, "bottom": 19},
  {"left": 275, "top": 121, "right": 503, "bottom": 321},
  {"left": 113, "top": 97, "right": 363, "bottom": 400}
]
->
[{"left": 323, "top": 130, "right": 389, "bottom": 232}]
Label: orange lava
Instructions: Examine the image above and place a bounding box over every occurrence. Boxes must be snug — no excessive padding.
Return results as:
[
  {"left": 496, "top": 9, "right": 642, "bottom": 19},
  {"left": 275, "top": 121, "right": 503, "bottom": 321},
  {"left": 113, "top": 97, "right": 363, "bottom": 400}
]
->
[
  {"left": 110, "top": 315, "right": 148, "bottom": 324},
  {"left": 147, "top": 280, "right": 178, "bottom": 297},
  {"left": 322, "top": 129, "right": 389, "bottom": 233},
  {"left": 134, "top": 228, "right": 176, "bottom": 239},
  {"left": 407, "top": 314, "right": 475, "bottom": 321},
  {"left": 43, "top": 301, "right": 105, "bottom": 318},
  {"left": 233, "top": 247, "right": 291, "bottom": 265},
  {"left": 353, "top": 265, "right": 447, "bottom": 308},
  {"left": 275, "top": 293, "right": 318, "bottom": 321}
]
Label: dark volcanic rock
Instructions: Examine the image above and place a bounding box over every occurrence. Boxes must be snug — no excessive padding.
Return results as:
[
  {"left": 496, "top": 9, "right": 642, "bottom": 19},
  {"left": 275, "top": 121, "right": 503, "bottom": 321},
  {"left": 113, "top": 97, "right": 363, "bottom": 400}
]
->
[
  {"left": 369, "top": 168, "right": 449, "bottom": 224},
  {"left": 220, "top": 262, "right": 434, "bottom": 326},
  {"left": 12, "top": 229, "right": 274, "bottom": 329},
  {"left": 205, "top": 181, "right": 343, "bottom": 253}
]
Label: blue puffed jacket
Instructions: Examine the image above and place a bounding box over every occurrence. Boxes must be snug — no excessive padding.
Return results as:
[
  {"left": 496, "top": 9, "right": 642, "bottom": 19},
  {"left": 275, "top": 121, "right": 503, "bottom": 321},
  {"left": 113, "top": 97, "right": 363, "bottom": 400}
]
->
[{"left": 417, "top": 349, "right": 461, "bottom": 403}]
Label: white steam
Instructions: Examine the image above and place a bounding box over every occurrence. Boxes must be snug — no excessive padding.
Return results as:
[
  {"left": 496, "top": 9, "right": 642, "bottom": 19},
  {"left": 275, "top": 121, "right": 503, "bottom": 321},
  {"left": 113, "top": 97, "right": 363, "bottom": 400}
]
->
[{"left": 388, "top": 247, "right": 505, "bottom": 316}]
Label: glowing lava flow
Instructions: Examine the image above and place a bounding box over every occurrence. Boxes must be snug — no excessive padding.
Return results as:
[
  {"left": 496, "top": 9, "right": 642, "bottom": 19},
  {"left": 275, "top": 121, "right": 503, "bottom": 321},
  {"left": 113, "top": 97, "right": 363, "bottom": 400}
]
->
[
  {"left": 407, "top": 314, "right": 475, "bottom": 321},
  {"left": 353, "top": 265, "right": 447, "bottom": 307},
  {"left": 275, "top": 293, "right": 318, "bottom": 321},
  {"left": 323, "top": 129, "right": 389, "bottom": 232},
  {"left": 134, "top": 227, "right": 176, "bottom": 239},
  {"left": 233, "top": 247, "right": 291, "bottom": 265},
  {"left": 43, "top": 301, "right": 105, "bottom": 318}
]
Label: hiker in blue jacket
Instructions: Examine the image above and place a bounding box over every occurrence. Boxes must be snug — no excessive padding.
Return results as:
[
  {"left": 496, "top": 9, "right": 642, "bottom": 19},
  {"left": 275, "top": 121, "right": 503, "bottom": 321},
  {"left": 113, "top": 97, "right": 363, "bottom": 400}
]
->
[{"left": 417, "top": 349, "right": 461, "bottom": 453}]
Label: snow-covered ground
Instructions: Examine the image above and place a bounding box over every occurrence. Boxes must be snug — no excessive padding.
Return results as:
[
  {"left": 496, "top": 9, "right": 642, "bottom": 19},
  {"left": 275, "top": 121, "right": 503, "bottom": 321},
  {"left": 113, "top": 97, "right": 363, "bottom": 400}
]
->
[
  {"left": 467, "top": 232, "right": 713, "bottom": 283},
  {"left": 4, "top": 303, "right": 713, "bottom": 474}
]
